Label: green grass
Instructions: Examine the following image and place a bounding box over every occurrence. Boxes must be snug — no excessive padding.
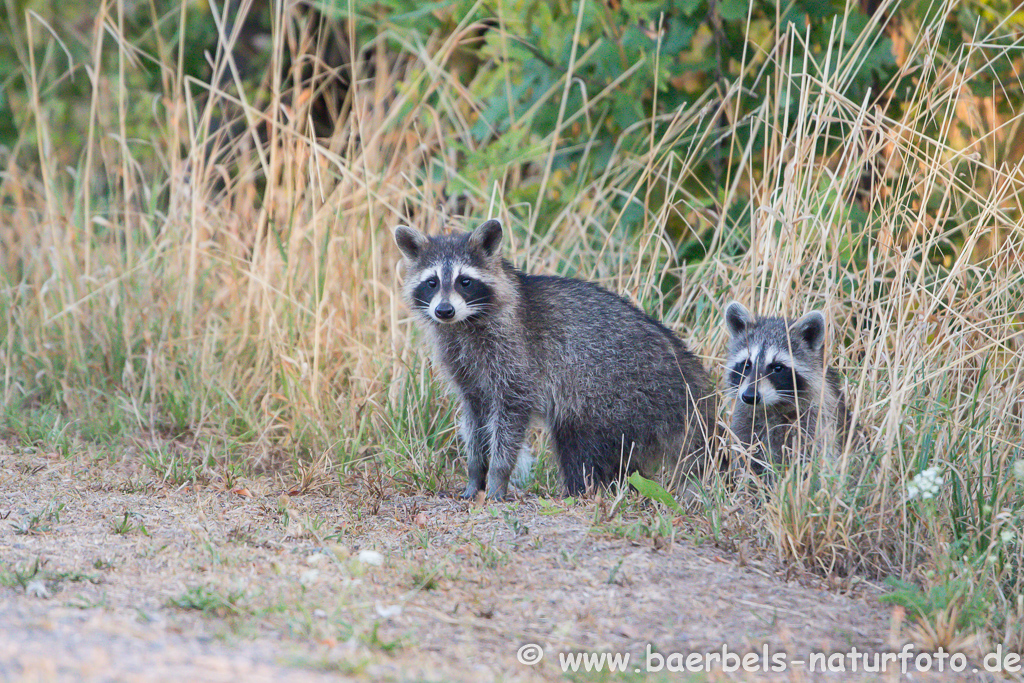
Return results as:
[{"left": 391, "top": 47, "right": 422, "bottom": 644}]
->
[
  {"left": 167, "top": 586, "right": 252, "bottom": 617},
  {"left": 0, "top": 557, "right": 102, "bottom": 592},
  {"left": 11, "top": 499, "right": 65, "bottom": 536},
  {"left": 110, "top": 510, "right": 150, "bottom": 536}
]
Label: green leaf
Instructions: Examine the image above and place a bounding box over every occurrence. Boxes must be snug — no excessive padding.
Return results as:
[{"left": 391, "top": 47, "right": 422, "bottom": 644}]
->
[
  {"left": 662, "top": 16, "right": 698, "bottom": 53},
  {"left": 718, "top": 0, "right": 749, "bottom": 22},
  {"left": 678, "top": 0, "right": 704, "bottom": 17},
  {"left": 796, "top": 0, "right": 834, "bottom": 20},
  {"left": 627, "top": 472, "right": 684, "bottom": 514},
  {"left": 915, "top": 0, "right": 947, "bottom": 27}
]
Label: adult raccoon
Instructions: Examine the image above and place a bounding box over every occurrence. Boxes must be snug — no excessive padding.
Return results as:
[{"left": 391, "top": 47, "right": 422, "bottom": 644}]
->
[{"left": 394, "top": 219, "right": 717, "bottom": 499}]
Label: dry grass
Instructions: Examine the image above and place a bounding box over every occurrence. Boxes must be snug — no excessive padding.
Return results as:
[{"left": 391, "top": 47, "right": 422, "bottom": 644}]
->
[{"left": 0, "top": 0, "right": 1022, "bottom": 659}]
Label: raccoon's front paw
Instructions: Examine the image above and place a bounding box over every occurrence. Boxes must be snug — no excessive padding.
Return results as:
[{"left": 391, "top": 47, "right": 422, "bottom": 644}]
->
[{"left": 459, "top": 484, "right": 481, "bottom": 500}]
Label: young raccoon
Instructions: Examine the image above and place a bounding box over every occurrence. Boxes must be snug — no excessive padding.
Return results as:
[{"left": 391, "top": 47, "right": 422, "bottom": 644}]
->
[
  {"left": 394, "top": 219, "right": 718, "bottom": 500},
  {"left": 723, "top": 302, "right": 851, "bottom": 473}
]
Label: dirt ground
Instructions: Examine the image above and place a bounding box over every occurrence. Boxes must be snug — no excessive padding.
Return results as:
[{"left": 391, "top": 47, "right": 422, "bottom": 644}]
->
[{"left": 0, "top": 446, "right": 998, "bottom": 682}]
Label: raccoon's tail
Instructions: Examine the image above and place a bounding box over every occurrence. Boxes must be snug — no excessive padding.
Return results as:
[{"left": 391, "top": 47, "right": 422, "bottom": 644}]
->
[{"left": 512, "top": 442, "right": 535, "bottom": 489}]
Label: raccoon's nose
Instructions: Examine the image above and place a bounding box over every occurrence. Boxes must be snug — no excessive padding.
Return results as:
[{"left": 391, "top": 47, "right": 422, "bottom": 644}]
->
[
  {"left": 434, "top": 302, "right": 456, "bottom": 320},
  {"left": 741, "top": 386, "right": 758, "bottom": 405}
]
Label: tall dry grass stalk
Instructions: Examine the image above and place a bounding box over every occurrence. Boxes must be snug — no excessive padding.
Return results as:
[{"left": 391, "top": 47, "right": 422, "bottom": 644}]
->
[{"left": 0, "top": 0, "right": 1021, "bottom": 650}]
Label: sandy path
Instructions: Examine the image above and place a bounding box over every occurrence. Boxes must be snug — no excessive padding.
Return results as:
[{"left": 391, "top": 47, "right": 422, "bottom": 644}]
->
[{"left": 0, "top": 451, "right": 981, "bottom": 681}]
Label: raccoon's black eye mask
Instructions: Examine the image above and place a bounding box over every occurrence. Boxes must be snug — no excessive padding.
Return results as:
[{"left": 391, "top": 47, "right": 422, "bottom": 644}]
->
[
  {"left": 454, "top": 276, "right": 493, "bottom": 312},
  {"left": 729, "top": 360, "right": 750, "bottom": 384},
  {"left": 412, "top": 277, "right": 439, "bottom": 308}
]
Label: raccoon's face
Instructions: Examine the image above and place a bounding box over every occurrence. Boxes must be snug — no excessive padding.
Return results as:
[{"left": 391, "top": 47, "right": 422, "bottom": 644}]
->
[
  {"left": 393, "top": 220, "right": 503, "bottom": 325},
  {"left": 723, "top": 302, "right": 826, "bottom": 410}
]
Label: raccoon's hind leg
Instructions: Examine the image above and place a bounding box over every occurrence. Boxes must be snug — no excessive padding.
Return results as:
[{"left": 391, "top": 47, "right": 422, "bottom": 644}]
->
[
  {"left": 458, "top": 394, "right": 490, "bottom": 499},
  {"left": 551, "top": 422, "right": 635, "bottom": 496}
]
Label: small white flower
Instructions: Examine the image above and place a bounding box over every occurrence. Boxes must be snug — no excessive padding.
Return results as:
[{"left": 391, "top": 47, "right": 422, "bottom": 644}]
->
[
  {"left": 357, "top": 550, "right": 384, "bottom": 566},
  {"left": 907, "top": 466, "right": 944, "bottom": 500},
  {"left": 1013, "top": 460, "right": 1024, "bottom": 482},
  {"left": 1000, "top": 529, "right": 1015, "bottom": 545}
]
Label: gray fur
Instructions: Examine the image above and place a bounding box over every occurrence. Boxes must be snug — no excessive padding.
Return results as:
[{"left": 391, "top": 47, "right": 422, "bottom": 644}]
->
[
  {"left": 395, "top": 219, "right": 718, "bottom": 500},
  {"left": 723, "top": 301, "right": 851, "bottom": 473}
]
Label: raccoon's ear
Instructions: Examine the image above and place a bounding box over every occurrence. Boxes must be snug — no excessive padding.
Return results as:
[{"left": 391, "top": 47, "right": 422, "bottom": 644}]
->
[
  {"left": 394, "top": 225, "right": 428, "bottom": 261},
  {"left": 724, "top": 301, "right": 754, "bottom": 336},
  {"left": 791, "top": 310, "right": 826, "bottom": 352},
  {"left": 469, "top": 219, "right": 503, "bottom": 259}
]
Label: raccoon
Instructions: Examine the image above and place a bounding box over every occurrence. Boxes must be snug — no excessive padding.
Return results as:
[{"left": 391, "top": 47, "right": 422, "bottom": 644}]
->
[
  {"left": 394, "top": 219, "right": 718, "bottom": 500},
  {"left": 723, "top": 301, "right": 851, "bottom": 473}
]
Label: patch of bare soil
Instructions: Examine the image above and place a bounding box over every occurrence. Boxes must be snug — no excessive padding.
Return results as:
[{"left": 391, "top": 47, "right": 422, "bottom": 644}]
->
[{"left": 0, "top": 448, "right": 988, "bottom": 682}]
